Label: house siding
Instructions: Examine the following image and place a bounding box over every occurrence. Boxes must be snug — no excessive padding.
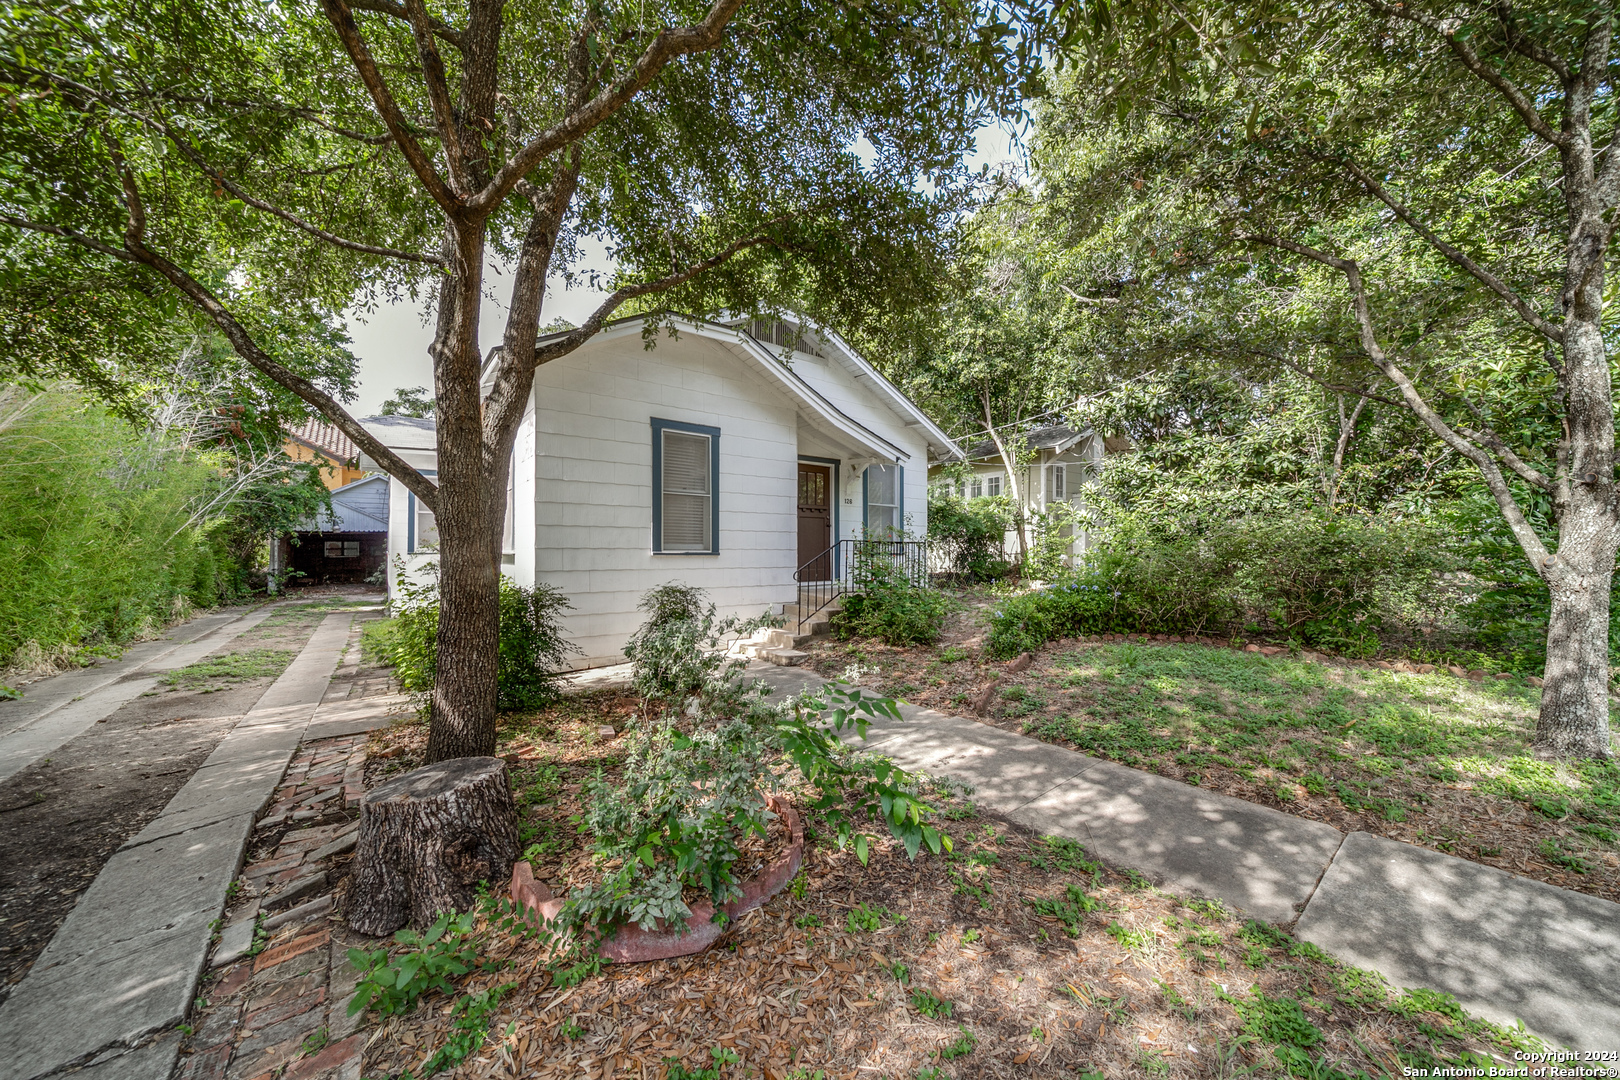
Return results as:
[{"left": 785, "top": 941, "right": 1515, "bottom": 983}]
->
[{"left": 527, "top": 333, "right": 801, "bottom": 666}]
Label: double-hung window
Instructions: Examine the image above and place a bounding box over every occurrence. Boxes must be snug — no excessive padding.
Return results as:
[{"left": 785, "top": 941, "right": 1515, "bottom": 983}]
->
[
  {"left": 863, "top": 463, "right": 902, "bottom": 535},
  {"left": 986, "top": 474, "right": 1002, "bottom": 497},
  {"left": 969, "top": 476, "right": 983, "bottom": 499},
  {"left": 407, "top": 470, "right": 441, "bottom": 552},
  {"left": 1049, "top": 463, "right": 1066, "bottom": 501},
  {"left": 652, "top": 418, "right": 720, "bottom": 554}
]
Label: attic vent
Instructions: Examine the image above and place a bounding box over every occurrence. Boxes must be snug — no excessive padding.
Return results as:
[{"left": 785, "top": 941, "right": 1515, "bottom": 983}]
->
[{"left": 746, "top": 319, "right": 824, "bottom": 358}]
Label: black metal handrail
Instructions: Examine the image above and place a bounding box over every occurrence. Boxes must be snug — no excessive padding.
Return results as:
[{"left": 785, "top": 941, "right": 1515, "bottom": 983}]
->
[{"left": 792, "top": 538, "right": 929, "bottom": 632}]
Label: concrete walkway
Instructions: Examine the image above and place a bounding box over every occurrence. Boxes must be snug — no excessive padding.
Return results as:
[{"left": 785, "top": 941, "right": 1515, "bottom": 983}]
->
[
  {"left": 0, "top": 605, "right": 280, "bottom": 785},
  {"left": 747, "top": 662, "right": 1620, "bottom": 1052},
  {"left": 0, "top": 613, "right": 360, "bottom": 1080}
]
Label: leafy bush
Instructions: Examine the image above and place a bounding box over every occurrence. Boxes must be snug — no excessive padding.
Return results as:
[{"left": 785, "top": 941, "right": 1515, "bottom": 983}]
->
[
  {"left": 985, "top": 512, "right": 1455, "bottom": 659},
  {"left": 830, "top": 550, "right": 950, "bottom": 646},
  {"left": 347, "top": 910, "right": 485, "bottom": 1017},
  {"left": 387, "top": 560, "right": 577, "bottom": 709},
  {"left": 514, "top": 586, "right": 952, "bottom": 958},
  {"left": 927, "top": 490, "right": 1013, "bottom": 581},
  {"left": 622, "top": 583, "right": 767, "bottom": 703}
]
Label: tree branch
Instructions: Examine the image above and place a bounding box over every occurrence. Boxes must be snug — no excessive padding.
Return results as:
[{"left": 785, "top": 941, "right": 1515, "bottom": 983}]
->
[
  {"left": 1341, "top": 159, "right": 1563, "bottom": 343},
  {"left": 1238, "top": 232, "right": 1556, "bottom": 570},
  {"left": 347, "top": 0, "right": 464, "bottom": 50},
  {"left": 0, "top": 215, "right": 440, "bottom": 509},
  {"left": 322, "top": 0, "right": 460, "bottom": 214},
  {"left": 403, "top": 0, "right": 469, "bottom": 193},
  {"left": 1457, "top": 424, "right": 1556, "bottom": 490},
  {"left": 470, "top": 0, "right": 747, "bottom": 216},
  {"left": 1492, "top": 0, "right": 1572, "bottom": 81},
  {"left": 530, "top": 228, "right": 783, "bottom": 369},
  {"left": 1364, "top": 0, "right": 1571, "bottom": 148},
  {"left": 156, "top": 124, "right": 446, "bottom": 266}
]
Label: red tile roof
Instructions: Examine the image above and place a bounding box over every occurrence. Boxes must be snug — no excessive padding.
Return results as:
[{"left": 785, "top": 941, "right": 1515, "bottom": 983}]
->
[{"left": 286, "top": 418, "right": 359, "bottom": 464}]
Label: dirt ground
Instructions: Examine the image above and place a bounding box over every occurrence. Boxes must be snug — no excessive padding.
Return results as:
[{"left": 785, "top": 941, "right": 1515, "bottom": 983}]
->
[
  {"left": 0, "top": 594, "right": 372, "bottom": 1003},
  {"left": 356, "top": 691, "right": 1539, "bottom": 1080},
  {"left": 797, "top": 598, "right": 1620, "bottom": 906}
]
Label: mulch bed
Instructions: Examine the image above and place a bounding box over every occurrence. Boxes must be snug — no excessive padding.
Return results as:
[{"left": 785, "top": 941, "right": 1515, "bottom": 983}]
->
[{"left": 356, "top": 690, "right": 1536, "bottom": 1080}]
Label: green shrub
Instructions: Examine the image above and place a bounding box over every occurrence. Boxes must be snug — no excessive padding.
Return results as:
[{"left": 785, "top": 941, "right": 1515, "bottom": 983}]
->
[
  {"left": 927, "top": 490, "right": 1013, "bottom": 581},
  {"left": 831, "top": 552, "right": 950, "bottom": 646},
  {"left": 621, "top": 583, "right": 765, "bottom": 703},
  {"left": 985, "top": 512, "right": 1454, "bottom": 659},
  {"left": 386, "top": 561, "right": 576, "bottom": 710}
]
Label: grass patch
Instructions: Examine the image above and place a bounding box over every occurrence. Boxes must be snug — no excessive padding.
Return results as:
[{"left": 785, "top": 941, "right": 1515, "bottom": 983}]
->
[{"left": 160, "top": 648, "right": 295, "bottom": 691}]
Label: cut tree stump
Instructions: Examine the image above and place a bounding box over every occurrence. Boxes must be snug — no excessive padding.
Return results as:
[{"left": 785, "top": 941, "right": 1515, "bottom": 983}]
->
[{"left": 347, "top": 756, "right": 519, "bottom": 936}]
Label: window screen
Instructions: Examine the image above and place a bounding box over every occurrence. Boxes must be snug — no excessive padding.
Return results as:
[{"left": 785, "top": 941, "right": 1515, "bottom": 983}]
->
[
  {"left": 969, "top": 476, "right": 983, "bottom": 499},
  {"left": 1050, "top": 464, "right": 1065, "bottom": 501},
  {"left": 415, "top": 502, "right": 439, "bottom": 550},
  {"left": 661, "top": 429, "right": 713, "bottom": 552},
  {"left": 866, "top": 464, "right": 899, "bottom": 535},
  {"left": 986, "top": 474, "right": 1002, "bottom": 497}
]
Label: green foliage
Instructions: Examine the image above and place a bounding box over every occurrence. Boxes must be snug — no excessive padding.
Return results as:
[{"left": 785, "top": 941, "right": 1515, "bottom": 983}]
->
[
  {"left": 0, "top": 388, "right": 265, "bottom": 665},
  {"left": 846, "top": 902, "right": 901, "bottom": 933},
  {"left": 986, "top": 511, "right": 1454, "bottom": 659},
  {"left": 385, "top": 563, "right": 576, "bottom": 710},
  {"left": 1021, "top": 835, "right": 1103, "bottom": 876},
  {"left": 160, "top": 648, "right": 294, "bottom": 691},
  {"left": 1236, "top": 990, "right": 1322, "bottom": 1051},
  {"left": 346, "top": 911, "right": 483, "bottom": 1018},
  {"left": 664, "top": 1046, "right": 739, "bottom": 1080},
  {"left": 512, "top": 590, "right": 949, "bottom": 958},
  {"left": 909, "top": 987, "right": 953, "bottom": 1019},
  {"left": 1026, "top": 883, "right": 1102, "bottom": 936},
  {"left": 622, "top": 584, "right": 767, "bottom": 703},
  {"left": 380, "top": 386, "right": 434, "bottom": 418},
  {"left": 420, "top": 985, "right": 515, "bottom": 1077},
  {"left": 1104, "top": 921, "right": 1151, "bottom": 950},
  {"left": 926, "top": 486, "right": 1014, "bottom": 581},
  {"left": 830, "top": 549, "right": 950, "bottom": 646},
  {"left": 938, "top": 1026, "right": 977, "bottom": 1060}
]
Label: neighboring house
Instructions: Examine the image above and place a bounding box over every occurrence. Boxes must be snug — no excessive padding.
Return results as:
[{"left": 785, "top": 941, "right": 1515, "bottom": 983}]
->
[
  {"left": 277, "top": 474, "right": 391, "bottom": 585},
  {"left": 283, "top": 417, "right": 366, "bottom": 490},
  {"left": 928, "top": 423, "right": 1109, "bottom": 561},
  {"left": 358, "top": 314, "right": 962, "bottom": 668}
]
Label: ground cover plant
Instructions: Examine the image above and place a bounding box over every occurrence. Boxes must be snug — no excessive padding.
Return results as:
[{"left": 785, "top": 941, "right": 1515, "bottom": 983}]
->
[
  {"left": 802, "top": 610, "right": 1620, "bottom": 904},
  {"left": 357, "top": 687, "right": 1543, "bottom": 1078}
]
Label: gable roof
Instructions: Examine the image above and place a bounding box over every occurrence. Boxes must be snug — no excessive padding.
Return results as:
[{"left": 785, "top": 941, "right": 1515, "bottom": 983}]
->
[
  {"left": 355, "top": 414, "right": 436, "bottom": 452},
  {"left": 286, "top": 417, "right": 359, "bottom": 463},
  {"left": 291, "top": 474, "right": 390, "bottom": 533},
  {"left": 961, "top": 424, "right": 1091, "bottom": 462},
  {"left": 483, "top": 312, "right": 964, "bottom": 463}
]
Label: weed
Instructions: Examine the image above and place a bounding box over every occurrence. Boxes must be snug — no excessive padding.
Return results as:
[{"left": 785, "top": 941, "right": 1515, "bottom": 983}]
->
[
  {"left": 161, "top": 649, "right": 295, "bottom": 691},
  {"left": 663, "top": 1045, "right": 739, "bottom": 1080},
  {"left": 910, "top": 987, "right": 953, "bottom": 1019},
  {"left": 1187, "top": 898, "right": 1229, "bottom": 921},
  {"left": 1105, "top": 921, "right": 1151, "bottom": 951},
  {"left": 938, "top": 1026, "right": 977, "bottom": 1060},
  {"left": 422, "top": 985, "right": 516, "bottom": 1076},
  {"left": 1239, "top": 920, "right": 1292, "bottom": 949},
  {"left": 887, "top": 960, "right": 910, "bottom": 984},
  {"left": 1122, "top": 868, "right": 1154, "bottom": 890},
  {"left": 1021, "top": 835, "right": 1102, "bottom": 876},
  {"left": 1537, "top": 836, "right": 1591, "bottom": 873},
  {"left": 300, "top": 1026, "right": 330, "bottom": 1057},
  {"left": 793, "top": 913, "right": 824, "bottom": 929},
  {"left": 1026, "top": 884, "right": 1103, "bottom": 936},
  {"left": 788, "top": 869, "right": 809, "bottom": 900},
  {"left": 960, "top": 927, "right": 981, "bottom": 944},
  {"left": 560, "top": 1018, "right": 586, "bottom": 1039},
  {"left": 347, "top": 911, "right": 484, "bottom": 1017},
  {"left": 1236, "top": 989, "right": 1322, "bottom": 1050},
  {"left": 939, "top": 646, "right": 970, "bottom": 663},
  {"left": 846, "top": 902, "right": 900, "bottom": 933},
  {"left": 1574, "top": 822, "right": 1617, "bottom": 843},
  {"left": 1333, "top": 966, "right": 1388, "bottom": 1007}
]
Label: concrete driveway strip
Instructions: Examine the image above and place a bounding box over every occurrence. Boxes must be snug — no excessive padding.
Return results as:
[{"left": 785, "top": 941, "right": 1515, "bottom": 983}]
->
[
  {"left": 0, "top": 606, "right": 279, "bottom": 784},
  {"left": 0, "top": 612, "right": 353, "bottom": 1080},
  {"left": 1295, "top": 831, "right": 1620, "bottom": 1052}
]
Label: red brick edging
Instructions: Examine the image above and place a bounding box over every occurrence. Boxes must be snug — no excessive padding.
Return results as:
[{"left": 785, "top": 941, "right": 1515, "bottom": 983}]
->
[{"left": 509, "top": 795, "right": 804, "bottom": 962}]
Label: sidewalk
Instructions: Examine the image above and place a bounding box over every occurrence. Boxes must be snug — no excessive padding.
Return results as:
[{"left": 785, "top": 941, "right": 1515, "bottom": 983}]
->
[
  {"left": 746, "top": 662, "right": 1620, "bottom": 1052},
  {"left": 0, "top": 612, "right": 366, "bottom": 1080}
]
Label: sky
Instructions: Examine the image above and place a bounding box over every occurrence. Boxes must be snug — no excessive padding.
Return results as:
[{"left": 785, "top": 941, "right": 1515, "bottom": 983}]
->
[{"left": 342, "top": 123, "right": 1025, "bottom": 415}]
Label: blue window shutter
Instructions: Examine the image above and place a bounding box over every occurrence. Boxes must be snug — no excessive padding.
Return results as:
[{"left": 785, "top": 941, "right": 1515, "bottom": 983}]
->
[{"left": 650, "top": 417, "right": 721, "bottom": 554}]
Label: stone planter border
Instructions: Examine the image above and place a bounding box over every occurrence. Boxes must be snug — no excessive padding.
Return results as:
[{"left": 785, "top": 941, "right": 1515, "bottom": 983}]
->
[{"left": 509, "top": 794, "right": 804, "bottom": 963}]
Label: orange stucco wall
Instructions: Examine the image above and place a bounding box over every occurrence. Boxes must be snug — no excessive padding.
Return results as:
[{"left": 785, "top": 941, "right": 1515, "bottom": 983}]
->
[{"left": 283, "top": 439, "right": 366, "bottom": 490}]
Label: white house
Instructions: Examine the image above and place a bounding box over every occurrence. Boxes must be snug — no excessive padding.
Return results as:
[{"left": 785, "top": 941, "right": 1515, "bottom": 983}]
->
[
  {"left": 928, "top": 423, "right": 1112, "bottom": 560},
  {"left": 358, "top": 314, "right": 962, "bottom": 668}
]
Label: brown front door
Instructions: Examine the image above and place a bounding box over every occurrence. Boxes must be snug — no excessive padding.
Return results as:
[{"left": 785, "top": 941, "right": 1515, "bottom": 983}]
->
[{"left": 797, "top": 463, "right": 832, "bottom": 579}]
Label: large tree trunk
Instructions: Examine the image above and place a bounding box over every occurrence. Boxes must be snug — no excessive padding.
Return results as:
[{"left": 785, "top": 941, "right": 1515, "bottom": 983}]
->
[
  {"left": 348, "top": 757, "right": 519, "bottom": 936},
  {"left": 1539, "top": 561, "right": 1615, "bottom": 758}
]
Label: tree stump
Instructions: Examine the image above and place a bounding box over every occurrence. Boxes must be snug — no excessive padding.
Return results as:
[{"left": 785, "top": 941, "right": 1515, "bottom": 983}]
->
[{"left": 347, "top": 757, "right": 519, "bottom": 936}]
